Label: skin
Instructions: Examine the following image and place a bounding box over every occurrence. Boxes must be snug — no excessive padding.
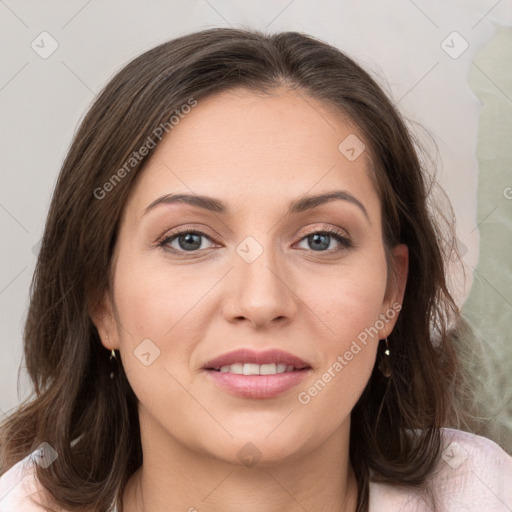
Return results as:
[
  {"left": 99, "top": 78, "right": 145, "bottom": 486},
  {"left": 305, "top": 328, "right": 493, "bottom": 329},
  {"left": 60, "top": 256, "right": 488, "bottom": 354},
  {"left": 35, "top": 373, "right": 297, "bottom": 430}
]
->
[{"left": 91, "top": 87, "right": 408, "bottom": 512}]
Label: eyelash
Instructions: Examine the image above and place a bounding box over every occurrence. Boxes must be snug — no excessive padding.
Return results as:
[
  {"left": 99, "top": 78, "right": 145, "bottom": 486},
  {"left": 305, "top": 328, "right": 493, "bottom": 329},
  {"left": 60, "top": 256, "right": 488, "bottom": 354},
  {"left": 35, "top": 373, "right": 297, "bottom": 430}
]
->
[{"left": 157, "top": 225, "right": 353, "bottom": 256}]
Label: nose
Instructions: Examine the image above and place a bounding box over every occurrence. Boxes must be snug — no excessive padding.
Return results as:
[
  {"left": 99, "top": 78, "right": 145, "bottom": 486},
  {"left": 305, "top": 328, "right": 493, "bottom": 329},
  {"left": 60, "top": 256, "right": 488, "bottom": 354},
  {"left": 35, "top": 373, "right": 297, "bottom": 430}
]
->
[{"left": 221, "top": 236, "right": 298, "bottom": 330}]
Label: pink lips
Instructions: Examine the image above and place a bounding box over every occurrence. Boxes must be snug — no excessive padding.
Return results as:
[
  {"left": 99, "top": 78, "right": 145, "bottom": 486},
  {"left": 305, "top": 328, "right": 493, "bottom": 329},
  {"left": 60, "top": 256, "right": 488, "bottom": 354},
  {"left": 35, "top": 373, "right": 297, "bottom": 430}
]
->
[
  {"left": 202, "top": 348, "right": 310, "bottom": 370},
  {"left": 202, "top": 348, "right": 311, "bottom": 399}
]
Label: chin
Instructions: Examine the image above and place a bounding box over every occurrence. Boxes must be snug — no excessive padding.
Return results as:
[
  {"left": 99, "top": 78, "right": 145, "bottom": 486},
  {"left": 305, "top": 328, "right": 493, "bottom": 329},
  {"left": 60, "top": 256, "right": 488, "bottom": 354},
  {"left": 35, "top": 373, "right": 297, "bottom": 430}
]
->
[{"left": 222, "top": 431, "right": 313, "bottom": 468}]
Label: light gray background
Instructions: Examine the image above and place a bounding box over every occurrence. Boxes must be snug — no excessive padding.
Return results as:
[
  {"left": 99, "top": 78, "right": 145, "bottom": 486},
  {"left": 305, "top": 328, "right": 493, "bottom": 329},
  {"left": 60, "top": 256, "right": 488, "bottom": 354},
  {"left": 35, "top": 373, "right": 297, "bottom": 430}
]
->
[{"left": 1, "top": 0, "right": 511, "bottom": 450}]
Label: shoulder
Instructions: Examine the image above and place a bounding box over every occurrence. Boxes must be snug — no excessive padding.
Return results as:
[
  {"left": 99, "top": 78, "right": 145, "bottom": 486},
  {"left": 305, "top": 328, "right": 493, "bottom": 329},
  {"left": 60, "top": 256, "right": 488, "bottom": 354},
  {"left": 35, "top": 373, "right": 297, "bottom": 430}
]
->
[
  {"left": 0, "top": 452, "right": 48, "bottom": 511},
  {"left": 369, "top": 427, "right": 512, "bottom": 511},
  {"left": 0, "top": 452, "right": 115, "bottom": 512}
]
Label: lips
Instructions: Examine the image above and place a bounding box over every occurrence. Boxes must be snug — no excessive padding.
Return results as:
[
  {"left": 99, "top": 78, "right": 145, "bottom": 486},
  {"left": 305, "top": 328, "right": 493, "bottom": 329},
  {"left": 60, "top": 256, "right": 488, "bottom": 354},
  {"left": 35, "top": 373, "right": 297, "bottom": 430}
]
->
[
  {"left": 202, "top": 348, "right": 311, "bottom": 399},
  {"left": 202, "top": 348, "right": 311, "bottom": 371}
]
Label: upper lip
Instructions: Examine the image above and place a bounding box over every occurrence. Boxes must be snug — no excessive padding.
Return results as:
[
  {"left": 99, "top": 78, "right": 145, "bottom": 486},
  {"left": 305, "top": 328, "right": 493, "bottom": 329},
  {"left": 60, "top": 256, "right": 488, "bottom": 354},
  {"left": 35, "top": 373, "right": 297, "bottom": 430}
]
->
[{"left": 202, "top": 348, "right": 311, "bottom": 370}]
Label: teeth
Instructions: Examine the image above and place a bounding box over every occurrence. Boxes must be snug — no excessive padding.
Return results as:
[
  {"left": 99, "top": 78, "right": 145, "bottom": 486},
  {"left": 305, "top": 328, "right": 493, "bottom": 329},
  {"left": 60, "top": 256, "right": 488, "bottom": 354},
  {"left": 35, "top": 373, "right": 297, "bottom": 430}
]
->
[
  {"left": 228, "top": 363, "right": 243, "bottom": 374},
  {"left": 260, "top": 363, "right": 277, "bottom": 375},
  {"left": 243, "top": 363, "right": 260, "bottom": 375},
  {"left": 217, "top": 363, "right": 297, "bottom": 375}
]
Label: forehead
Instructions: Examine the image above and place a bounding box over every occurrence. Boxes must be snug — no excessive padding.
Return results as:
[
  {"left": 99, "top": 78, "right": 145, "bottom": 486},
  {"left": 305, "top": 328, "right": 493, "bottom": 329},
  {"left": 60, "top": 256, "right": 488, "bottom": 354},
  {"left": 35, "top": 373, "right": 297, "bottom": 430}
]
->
[{"left": 123, "top": 87, "right": 380, "bottom": 222}]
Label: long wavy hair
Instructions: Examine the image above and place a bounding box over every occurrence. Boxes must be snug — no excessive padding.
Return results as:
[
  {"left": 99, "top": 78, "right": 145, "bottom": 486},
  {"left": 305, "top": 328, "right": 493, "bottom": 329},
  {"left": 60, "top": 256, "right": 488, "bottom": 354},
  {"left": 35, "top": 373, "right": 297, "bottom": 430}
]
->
[{"left": 0, "top": 27, "right": 476, "bottom": 512}]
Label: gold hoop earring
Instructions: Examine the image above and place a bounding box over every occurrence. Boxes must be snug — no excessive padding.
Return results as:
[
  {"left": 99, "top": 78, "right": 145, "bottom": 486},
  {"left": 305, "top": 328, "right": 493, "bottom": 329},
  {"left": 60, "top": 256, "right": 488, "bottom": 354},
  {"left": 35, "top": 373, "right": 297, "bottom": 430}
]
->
[{"left": 378, "top": 338, "right": 392, "bottom": 378}]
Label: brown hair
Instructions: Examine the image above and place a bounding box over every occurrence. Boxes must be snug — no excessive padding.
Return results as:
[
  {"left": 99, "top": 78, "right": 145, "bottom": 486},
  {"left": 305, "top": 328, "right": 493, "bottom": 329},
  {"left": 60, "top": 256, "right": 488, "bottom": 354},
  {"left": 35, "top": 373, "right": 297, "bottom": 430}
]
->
[{"left": 0, "top": 27, "right": 474, "bottom": 511}]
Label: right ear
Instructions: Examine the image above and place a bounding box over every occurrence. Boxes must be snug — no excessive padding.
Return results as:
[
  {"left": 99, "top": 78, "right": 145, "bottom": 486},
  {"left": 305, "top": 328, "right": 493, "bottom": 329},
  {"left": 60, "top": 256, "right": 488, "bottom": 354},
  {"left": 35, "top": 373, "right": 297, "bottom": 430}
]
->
[{"left": 89, "top": 290, "right": 119, "bottom": 351}]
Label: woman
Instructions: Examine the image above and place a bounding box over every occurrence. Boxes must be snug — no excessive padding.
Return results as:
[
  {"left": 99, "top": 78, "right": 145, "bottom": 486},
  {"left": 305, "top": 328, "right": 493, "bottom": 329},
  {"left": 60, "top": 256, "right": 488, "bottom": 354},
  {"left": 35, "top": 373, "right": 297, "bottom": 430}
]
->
[{"left": 0, "top": 28, "right": 510, "bottom": 512}]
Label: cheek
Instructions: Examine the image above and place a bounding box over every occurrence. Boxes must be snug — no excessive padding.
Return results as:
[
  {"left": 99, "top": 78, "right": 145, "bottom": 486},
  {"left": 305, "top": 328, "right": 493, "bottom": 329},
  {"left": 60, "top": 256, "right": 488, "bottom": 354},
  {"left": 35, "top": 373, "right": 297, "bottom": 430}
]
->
[
  {"left": 111, "top": 249, "right": 224, "bottom": 399},
  {"left": 112, "top": 249, "right": 210, "bottom": 341},
  {"left": 303, "top": 251, "right": 389, "bottom": 347},
  {"left": 292, "top": 272, "right": 385, "bottom": 439},
  {"left": 293, "top": 249, "right": 387, "bottom": 404}
]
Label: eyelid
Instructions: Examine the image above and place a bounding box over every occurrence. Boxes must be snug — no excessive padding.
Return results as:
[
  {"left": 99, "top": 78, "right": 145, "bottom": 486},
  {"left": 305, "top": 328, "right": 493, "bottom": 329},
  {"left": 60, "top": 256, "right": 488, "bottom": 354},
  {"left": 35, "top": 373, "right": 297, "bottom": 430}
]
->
[
  {"left": 300, "top": 224, "right": 350, "bottom": 239},
  {"left": 156, "top": 224, "right": 218, "bottom": 244}
]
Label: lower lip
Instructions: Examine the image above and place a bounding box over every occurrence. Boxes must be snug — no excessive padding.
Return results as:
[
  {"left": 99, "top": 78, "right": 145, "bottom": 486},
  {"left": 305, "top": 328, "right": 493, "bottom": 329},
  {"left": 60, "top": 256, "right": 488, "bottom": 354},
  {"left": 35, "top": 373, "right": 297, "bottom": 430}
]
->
[{"left": 204, "top": 369, "right": 311, "bottom": 399}]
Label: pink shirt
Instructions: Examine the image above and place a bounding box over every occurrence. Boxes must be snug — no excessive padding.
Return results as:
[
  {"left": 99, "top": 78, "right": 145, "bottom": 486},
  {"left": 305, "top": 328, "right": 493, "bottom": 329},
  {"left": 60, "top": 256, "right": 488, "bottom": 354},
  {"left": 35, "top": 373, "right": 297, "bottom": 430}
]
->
[{"left": 1, "top": 428, "right": 511, "bottom": 511}]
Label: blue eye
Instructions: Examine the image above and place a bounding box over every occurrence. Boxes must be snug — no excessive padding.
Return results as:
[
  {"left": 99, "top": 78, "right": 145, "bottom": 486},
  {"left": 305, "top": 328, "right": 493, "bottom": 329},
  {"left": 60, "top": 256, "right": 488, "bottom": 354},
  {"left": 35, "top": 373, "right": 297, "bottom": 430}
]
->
[
  {"left": 298, "top": 229, "right": 352, "bottom": 252},
  {"left": 158, "top": 226, "right": 352, "bottom": 255},
  {"left": 159, "top": 231, "right": 215, "bottom": 252}
]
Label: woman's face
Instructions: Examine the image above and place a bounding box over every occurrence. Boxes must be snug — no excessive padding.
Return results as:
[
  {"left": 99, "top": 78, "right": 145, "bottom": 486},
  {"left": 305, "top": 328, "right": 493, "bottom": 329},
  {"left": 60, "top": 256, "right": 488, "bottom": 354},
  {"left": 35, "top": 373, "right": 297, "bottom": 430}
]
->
[{"left": 94, "top": 88, "right": 407, "bottom": 466}]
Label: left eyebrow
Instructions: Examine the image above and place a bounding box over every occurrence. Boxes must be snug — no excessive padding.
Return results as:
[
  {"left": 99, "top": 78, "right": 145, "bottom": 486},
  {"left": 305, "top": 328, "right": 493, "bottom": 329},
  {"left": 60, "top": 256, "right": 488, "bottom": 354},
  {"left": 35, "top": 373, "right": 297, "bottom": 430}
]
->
[
  {"left": 142, "top": 190, "right": 370, "bottom": 223},
  {"left": 288, "top": 190, "right": 370, "bottom": 222}
]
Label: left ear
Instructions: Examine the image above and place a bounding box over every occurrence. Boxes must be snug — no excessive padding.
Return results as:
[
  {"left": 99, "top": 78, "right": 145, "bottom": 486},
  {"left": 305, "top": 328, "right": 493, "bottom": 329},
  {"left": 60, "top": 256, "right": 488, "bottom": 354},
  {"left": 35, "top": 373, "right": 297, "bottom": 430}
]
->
[{"left": 378, "top": 243, "right": 408, "bottom": 339}]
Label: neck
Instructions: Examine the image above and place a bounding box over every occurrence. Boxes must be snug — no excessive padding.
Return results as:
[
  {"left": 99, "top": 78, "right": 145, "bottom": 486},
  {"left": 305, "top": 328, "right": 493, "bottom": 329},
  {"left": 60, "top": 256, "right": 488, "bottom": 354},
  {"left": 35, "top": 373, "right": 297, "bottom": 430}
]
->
[{"left": 122, "top": 409, "right": 359, "bottom": 512}]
